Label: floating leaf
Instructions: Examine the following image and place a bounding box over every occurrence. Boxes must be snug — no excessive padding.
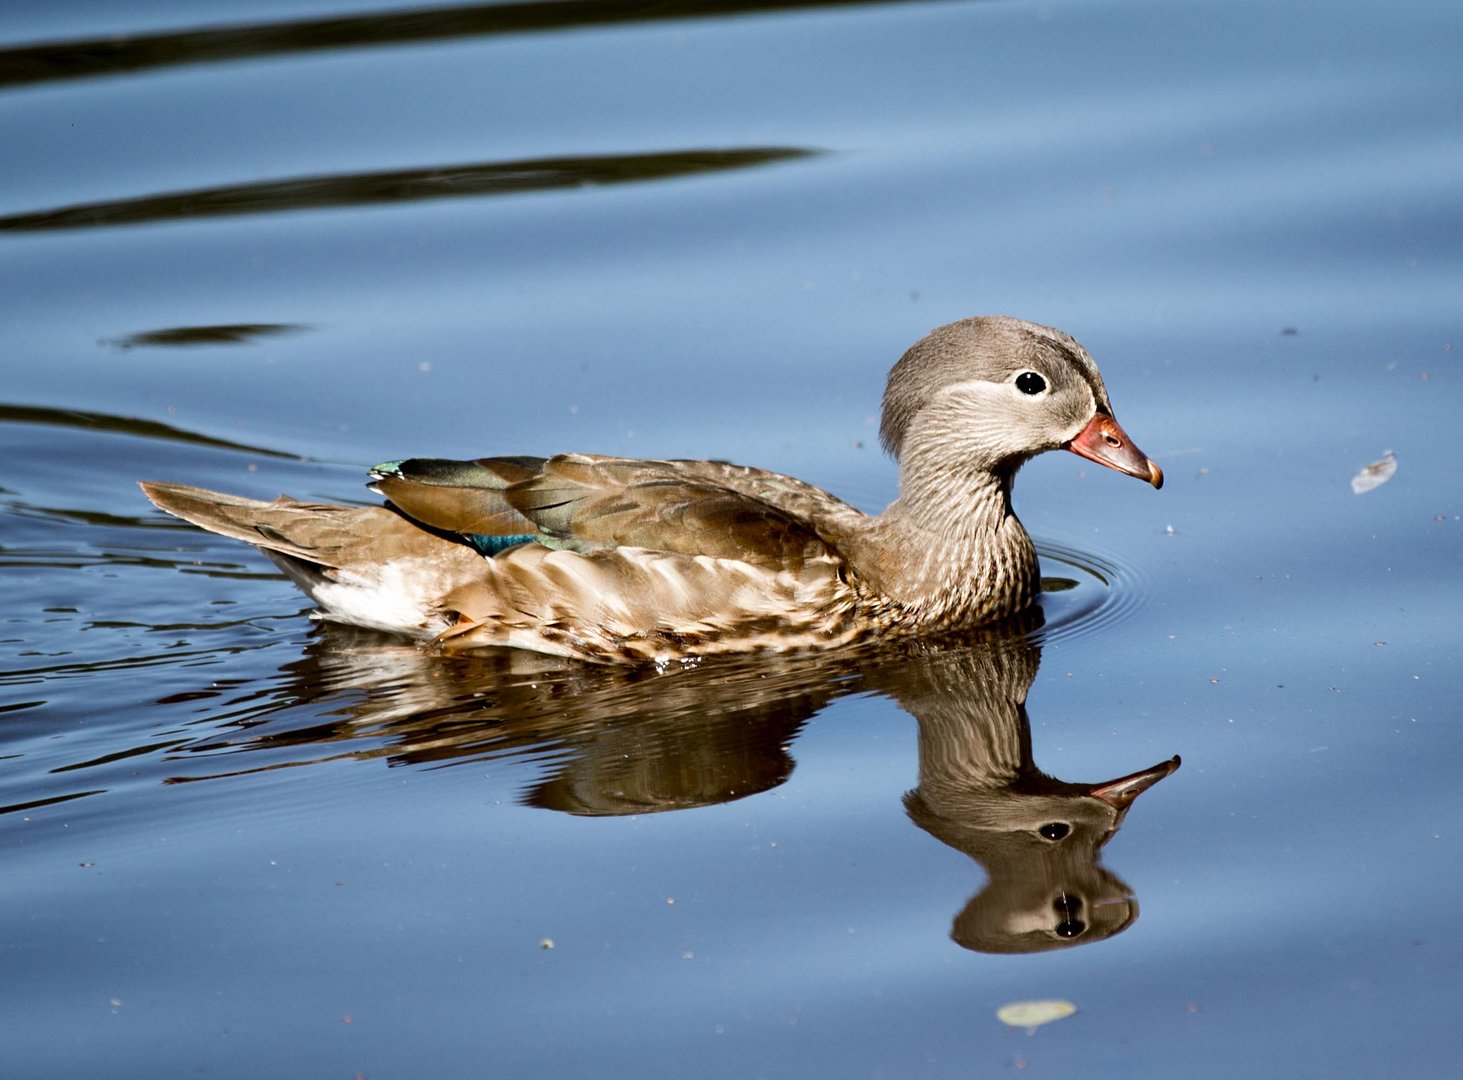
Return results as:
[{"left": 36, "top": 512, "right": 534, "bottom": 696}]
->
[
  {"left": 997, "top": 999, "right": 1077, "bottom": 1031},
  {"left": 1350, "top": 452, "right": 1396, "bottom": 494}
]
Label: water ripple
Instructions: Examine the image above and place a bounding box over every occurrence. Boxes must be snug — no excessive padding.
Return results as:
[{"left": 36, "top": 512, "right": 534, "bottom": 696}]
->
[{"left": 1032, "top": 539, "right": 1149, "bottom": 645}]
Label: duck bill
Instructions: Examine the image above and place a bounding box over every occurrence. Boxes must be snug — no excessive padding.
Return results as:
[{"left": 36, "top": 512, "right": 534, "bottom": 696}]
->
[
  {"left": 1089, "top": 755, "right": 1181, "bottom": 809},
  {"left": 1066, "top": 413, "right": 1164, "bottom": 489}
]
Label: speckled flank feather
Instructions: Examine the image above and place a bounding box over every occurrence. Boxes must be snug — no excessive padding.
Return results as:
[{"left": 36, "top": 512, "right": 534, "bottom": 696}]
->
[{"left": 140, "top": 315, "right": 1160, "bottom": 663}]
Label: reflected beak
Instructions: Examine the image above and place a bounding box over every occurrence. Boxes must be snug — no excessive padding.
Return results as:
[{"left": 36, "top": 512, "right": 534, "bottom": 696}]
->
[
  {"left": 1066, "top": 413, "right": 1164, "bottom": 489},
  {"left": 1089, "top": 755, "right": 1181, "bottom": 809}
]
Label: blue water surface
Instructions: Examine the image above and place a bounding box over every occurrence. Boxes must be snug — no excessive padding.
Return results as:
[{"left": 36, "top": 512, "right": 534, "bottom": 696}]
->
[{"left": 3, "top": 1, "right": 1461, "bottom": 1077}]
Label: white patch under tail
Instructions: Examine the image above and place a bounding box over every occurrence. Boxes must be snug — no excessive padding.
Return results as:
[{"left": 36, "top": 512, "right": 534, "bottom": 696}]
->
[{"left": 301, "top": 560, "right": 451, "bottom": 638}]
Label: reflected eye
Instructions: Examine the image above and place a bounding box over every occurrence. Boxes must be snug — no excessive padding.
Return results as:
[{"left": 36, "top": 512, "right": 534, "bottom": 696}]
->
[
  {"left": 1038, "top": 822, "right": 1070, "bottom": 841},
  {"left": 1015, "top": 371, "right": 1047, "bottom": 395}
]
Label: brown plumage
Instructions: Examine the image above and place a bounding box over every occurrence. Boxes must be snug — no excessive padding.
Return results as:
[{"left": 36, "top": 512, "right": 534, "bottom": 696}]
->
[{"left": 140, "top": 315, "right": 1162, "bottom": 663}]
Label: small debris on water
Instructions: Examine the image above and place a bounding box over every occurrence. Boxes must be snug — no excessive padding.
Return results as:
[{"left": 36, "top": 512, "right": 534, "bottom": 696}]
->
[
  {"left": 1351, "top": 452, "right": 1396, "bottom": 494},
  {"left": 997, "top": 999, "right": 1077, "bottom": 1032}
]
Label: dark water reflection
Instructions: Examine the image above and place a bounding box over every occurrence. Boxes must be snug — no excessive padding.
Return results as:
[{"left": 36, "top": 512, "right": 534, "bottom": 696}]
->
[
  {"left": 0, "top": 148, "right": 817, "bottom": 233},
  {"left": 0, "top": 0, "right": 926, "bottom": 88},
  {"left": 0, "top": 402, "right": 300, "bottom": 458},
  {"left": 141, "top": 617, "right": 1179, "bottom": 955},
  {"left": 103, "top": 323, "right": 313, "bottom": 349}
]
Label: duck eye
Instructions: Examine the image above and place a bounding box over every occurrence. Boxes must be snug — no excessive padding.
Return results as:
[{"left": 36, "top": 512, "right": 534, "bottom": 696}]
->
[
  {"left": 1015, "top": 371, "right": 1047, "bottom": 395},
  {"left": 1038, "top": 822, "right": 1070, "bottom": 841}
]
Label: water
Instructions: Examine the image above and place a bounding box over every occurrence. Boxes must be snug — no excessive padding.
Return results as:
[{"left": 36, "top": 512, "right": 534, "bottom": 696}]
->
[{"left": 3, "top": 1, "right": 1461, "bottom": 1076}]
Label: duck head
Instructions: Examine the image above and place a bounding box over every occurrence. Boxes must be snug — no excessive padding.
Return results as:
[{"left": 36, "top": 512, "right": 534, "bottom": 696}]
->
[{"left": 880, "top": 316, "right": 1163, "bottom": 488}]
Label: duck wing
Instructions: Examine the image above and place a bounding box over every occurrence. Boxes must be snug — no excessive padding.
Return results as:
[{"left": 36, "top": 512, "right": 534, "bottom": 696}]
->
[{"left": 370, "top": 453, "right": 852, "bottom": 570}]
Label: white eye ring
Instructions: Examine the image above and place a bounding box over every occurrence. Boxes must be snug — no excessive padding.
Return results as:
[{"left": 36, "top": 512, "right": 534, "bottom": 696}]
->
[{"left": 1014, "top": 371, "right": 1048, "bottom": 396}]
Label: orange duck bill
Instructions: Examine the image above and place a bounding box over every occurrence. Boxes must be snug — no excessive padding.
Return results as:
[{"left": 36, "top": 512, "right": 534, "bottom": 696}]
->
[
  {"left": 1065, "top": 413, "right": 1164, "bottom": 489},
  {"left": 1088, "top": 755, "right": 1182, "bottom": 809}
]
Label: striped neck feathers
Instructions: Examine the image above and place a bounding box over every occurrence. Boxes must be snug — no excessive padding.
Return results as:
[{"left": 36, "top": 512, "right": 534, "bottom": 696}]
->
[{"left": 851, "top": 450, "right": 1039, "bottom": 625}]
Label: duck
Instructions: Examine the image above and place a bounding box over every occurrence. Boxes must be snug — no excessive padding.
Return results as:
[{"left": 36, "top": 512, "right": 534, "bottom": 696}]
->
[{"left": 141, "top": 315, "right": 1162, "bottom": 663}]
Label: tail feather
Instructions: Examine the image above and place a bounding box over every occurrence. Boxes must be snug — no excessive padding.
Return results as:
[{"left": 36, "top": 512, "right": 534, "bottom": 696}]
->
[
  {"left": 140, "top": 480, "right": 483, "bottom": 568},
  {"left": 139, "top": 480, "right": 494, "bottom": 637},
  {"left": 139, "top": 481, "right": 338, "bottom": 564}
]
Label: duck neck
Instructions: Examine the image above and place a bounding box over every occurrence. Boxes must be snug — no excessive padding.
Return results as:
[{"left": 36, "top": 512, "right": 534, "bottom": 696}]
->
[{"left": 851, "top": 456, "right": 1039, "bottom": 626}]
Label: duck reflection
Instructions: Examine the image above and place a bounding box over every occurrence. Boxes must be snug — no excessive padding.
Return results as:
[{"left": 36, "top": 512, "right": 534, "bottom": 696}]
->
[
  {"left": 876, "top": 641, "right": 1179, "bottom": 952},
  {"left": 168, "top": 616, "right": 1177, "bottom": 951},
  {"left": 174, "top": 631, "right": 837, "bottom": 813}
]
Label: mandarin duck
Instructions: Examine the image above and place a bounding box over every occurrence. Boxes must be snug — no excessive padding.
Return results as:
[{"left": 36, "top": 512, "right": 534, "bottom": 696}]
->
[{"left": 142, "top": 316, "right": 1162, "bottom": 662}]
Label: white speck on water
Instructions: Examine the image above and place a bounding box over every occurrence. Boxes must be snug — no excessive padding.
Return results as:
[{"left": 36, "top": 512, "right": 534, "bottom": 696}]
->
[{"left": 1351, "top": 451, "right": 1396, "bottom": 494}]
